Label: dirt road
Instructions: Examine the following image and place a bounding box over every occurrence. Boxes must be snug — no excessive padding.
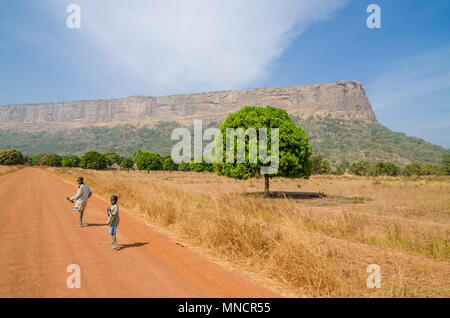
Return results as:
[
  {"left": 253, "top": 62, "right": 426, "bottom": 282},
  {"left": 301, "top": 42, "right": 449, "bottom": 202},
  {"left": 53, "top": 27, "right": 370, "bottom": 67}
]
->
[{"left": 0, "top": 168, "right": 279, "bottom": 297}]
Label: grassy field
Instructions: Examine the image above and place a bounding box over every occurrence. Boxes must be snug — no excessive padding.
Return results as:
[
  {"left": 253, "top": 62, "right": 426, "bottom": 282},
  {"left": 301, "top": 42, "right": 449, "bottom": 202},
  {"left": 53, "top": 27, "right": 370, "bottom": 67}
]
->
[
  {"left": 46, "top": 167, "right": 450, "bottom": 297},
  {"left": 0, "top": 165, "right": 22, "bottom": 177}
]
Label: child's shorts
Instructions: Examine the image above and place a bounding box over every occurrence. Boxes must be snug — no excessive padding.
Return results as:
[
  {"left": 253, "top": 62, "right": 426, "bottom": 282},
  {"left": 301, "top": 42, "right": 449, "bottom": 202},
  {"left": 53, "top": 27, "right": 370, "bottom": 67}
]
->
[
  {"left": 74, "top": 204, "right": 86, "bottom": 213},
  {"left": 109, "top": 225, "right": 117, "bottom": 235}
]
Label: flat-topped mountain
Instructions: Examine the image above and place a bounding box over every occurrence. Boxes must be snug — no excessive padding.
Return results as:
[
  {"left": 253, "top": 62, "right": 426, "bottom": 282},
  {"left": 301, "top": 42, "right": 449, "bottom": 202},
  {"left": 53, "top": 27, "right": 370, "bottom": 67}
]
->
[
  {"left": 0, "top": 81, "right": 376, "bottom": 127},
  {"left": 0, "top": 80, "right": 447, "bottom": 165}
]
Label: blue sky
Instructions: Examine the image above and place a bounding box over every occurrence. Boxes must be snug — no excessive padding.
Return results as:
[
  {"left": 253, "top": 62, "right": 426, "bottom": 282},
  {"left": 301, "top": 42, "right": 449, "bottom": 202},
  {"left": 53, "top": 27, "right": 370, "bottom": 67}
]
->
[{"left": 0, "top": 0, "right": 449, "bottom": 147}]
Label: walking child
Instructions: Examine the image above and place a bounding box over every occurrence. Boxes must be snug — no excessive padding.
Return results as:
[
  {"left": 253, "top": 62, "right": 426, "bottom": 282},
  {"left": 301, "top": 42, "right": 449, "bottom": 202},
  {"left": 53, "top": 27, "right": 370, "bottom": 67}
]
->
[
  {"left": 107, "top": 195, "right": 120, "bottom": 250},
  {"left": 67, "top": 177, "right": 93, "bottom": 227}
]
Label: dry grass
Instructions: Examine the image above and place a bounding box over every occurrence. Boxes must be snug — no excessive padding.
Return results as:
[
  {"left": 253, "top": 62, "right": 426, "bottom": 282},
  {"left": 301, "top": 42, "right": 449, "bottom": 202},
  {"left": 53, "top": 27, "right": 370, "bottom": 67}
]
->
[
  {"left": 46, "top": 168, "right": 450, "bottom": 297},
  {"left": 0, "top": 165, "right": 22, "bottom": 177}
]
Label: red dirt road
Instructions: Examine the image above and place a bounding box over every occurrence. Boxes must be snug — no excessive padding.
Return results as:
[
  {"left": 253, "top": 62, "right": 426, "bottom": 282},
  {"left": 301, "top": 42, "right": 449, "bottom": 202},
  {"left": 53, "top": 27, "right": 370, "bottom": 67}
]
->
[{"left": 0, "top": 168, "right": 279, "bottom": 298}]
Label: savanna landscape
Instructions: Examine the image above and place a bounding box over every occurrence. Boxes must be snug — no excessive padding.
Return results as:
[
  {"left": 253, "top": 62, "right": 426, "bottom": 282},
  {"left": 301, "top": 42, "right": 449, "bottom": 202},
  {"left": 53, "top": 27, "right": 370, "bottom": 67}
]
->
[{"left": 33, "top": 166, "right": 449, "bottom": 297}]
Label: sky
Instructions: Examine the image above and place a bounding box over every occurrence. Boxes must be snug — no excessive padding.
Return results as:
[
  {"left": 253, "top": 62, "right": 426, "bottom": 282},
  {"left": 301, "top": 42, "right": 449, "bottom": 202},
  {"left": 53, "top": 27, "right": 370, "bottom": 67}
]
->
[{"left": 0, "top": 0, "right": 449, "bottom": 147}]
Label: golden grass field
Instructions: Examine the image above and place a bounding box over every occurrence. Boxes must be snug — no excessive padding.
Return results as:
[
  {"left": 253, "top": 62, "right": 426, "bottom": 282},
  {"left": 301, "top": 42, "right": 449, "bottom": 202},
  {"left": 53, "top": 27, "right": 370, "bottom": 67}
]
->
[
  {"left": 46, "top": 167, "right": 450, "bottom": 297},
  {"left": 0, "top": 165, "right": 22, "bottom": 177}
]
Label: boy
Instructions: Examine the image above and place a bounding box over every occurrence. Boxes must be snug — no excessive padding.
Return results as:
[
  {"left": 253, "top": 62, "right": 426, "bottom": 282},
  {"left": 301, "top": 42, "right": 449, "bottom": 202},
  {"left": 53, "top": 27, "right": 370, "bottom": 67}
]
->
[
  {"left": 67, "top": 177, "right": 93, "bottom": 227},
  {"left": 107, "top": 195, "right": 120, "bottom": 250}
]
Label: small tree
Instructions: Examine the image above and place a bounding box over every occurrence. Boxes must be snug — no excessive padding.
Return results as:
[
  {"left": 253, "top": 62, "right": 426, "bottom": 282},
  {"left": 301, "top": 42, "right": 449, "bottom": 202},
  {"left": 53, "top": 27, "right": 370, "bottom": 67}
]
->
[
  {"left": 0, "top": 149, "right": 24, "bottom": 165},
  {"left": 162, "top": 157, "right": 178, "bottom": 172},
  {"left": 61, "top": 155, "right": 80, "bottom": 167},
  {"left": 40, "top": 154, "right": 62, "bottom": 167},
  {"left": 120, "top": 157, "right": 134, "bottom": 171},
  {"left": 104, "top": 152, "right": 121, "bottom": 166},
  {"left": 402, "top": 162, "right": 424, "bottom": 176},
  {"left": 442, "top": 154, "right": 450, "bottom": 175},
  {"left": 349, "top": 161, "right": 370, "bottom": 176},
  {"left": 178, "top": 162, "right": 190, "bottom": 171},
  {"left": 311, "top": 154, "right": 331, "bottom": 175},
  {"left": 215, "top": 106, "right": 312, "bottom": 193},
  {"left": 80, "top": 151, "right": 107, "bottom": 170},
  {"left": 136, "top": 152, "right": 162, "bottom": 173}
]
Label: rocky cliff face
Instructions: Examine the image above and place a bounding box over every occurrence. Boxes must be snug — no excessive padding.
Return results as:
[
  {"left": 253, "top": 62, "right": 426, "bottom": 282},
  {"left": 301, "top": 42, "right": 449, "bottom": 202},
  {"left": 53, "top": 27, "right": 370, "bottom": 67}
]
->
[{"left": 0, "top": 81, "right": 377, "bottom": 127}]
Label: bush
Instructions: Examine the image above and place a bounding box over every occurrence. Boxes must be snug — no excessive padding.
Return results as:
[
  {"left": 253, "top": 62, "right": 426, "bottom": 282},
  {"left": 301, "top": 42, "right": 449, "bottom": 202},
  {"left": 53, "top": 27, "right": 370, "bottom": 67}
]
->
[
  {"left": 39, "top": 154, "right": 62, "bottom": 167},
  {"left": 80, "top": 151, "right": 107, "bottom": 170},
  {"left": 349, "top": 161, "right": 370, "bottom": 176},
  {"left": 311, "top": 154, "right": 331, "bottom": 175},
  {"left": 136, "top": 152, "right": 162, "bottom": 172},
  {"left": 178, "top": 162, "right": 190, "bottom": 171},
  {"left": 368, "top": 162, "right": 400, "bottom": 176},
  {"left": 61, "top": 155, "right": 80, "bottom": 167},
  {"left": 119, "top": 157, "right": 134, "bottom": 170},
  {"left": 104, "top": 152, "right": 121, "bottom": 166},
  {"left": 442, "top": 154, "right": 450, "bottom": 175},
  {"left": 162, "top": 157, "right": 178, "bottom": 171},
  {"left": 0, "top": 149, "right": 24, "bottom": 165},
  {"left": 402, "top": 162, "right": 424, "bottom": 176}
]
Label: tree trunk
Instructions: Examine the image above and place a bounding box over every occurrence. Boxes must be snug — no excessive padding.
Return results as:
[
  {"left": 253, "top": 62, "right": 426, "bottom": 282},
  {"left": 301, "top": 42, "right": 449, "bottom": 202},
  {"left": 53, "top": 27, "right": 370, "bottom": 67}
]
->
[{"left": 264, "top": 175, "right": 270, "bottom": 194}]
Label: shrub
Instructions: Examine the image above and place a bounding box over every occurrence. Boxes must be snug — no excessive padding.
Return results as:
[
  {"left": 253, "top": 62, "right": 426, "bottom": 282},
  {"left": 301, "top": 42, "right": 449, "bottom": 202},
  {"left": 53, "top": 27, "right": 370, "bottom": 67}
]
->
[
  {"left": 80, "top": 151, "right": 107, "bottom": 170},
  {"left": 162, "top": 157, "right": 178, "bottom": 171},
  {"left": 40, "top": 154, "right": 62, "bottom": 167},
  {"left": 0, "top": 149, "right": 24, "bottom": 165},
  {"left": 349, "top": 161, "right": 370, "bottom": 176},
  {"left": 136, "top": 152, "right": 162, "bottom": 172},
  {"left": 402, "top": 162, "right": 424, "bottom": 176},
  {"left": 119, "top": 157, "right": 134, "bottom": 170},
  {"left": 61, "top": 155, "right": 80, "bottom": 167},
  {"left": 178, "top": 162, "right": 190, "bottom": 171},
  {"left": 311, "top": 154, "right": 331, "bottom": 175}
]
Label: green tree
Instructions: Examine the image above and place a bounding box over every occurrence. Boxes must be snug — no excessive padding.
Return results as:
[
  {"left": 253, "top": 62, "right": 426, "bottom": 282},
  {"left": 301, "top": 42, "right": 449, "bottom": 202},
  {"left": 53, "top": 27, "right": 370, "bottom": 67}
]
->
[
  {"left": 214, "top": 106, "right": 312, "bottom": 193},
  {"left": 311, "top": 153, "right": 331, "bottom": 175},
  {"left": 40, "top": 154, "right": 62, "bottom": 167},
  {"left": 80, "top": 151, "right": 107, "bottom": 170},
  {"left": 0, "top": 149, "right": 24, "bottom": 165},
  {"left": 442, "top": 154, "right": 450, "bottom": 175},
  {"left": 104, "top": 152, "right": 121, "bottom": 166},
  {"left": 178, "top": 162, "right": 190, "bottom": 171},
  {"left": 119, "top": 157, "right": 134, "bottom": 171},
  {"left": 162, "top": 157, "right": 178, "bottom": 172},
  {"left": 369, "top": 162, "right": 400, "bottom": 176},
  {"left": 349, "top": 161, "right": 370, "bottom": 176},
  {"left": 136, "top": 152, "right": 162, "bottom": 173},
  {"left": 23, "top": 155, "right": 33, "bottom": 166},
  {"left": 32, "top": 154, "right": 45, "bottom": 166},
  {"left": 133, "top": 149, "right": 143, "bottom": 163},
  {"left": 61, "top": 155, "right": 80, "bottom": 167},
  {"left": 402, "top": 162, "right": 424, "bottom": 176}
]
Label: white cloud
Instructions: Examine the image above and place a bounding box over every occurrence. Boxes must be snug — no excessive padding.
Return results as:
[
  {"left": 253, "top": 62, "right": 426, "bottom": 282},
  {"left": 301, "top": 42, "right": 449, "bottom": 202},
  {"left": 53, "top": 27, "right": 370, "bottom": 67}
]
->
[{"left": 49, "top": 0, "right": 346, "bottom": 95}]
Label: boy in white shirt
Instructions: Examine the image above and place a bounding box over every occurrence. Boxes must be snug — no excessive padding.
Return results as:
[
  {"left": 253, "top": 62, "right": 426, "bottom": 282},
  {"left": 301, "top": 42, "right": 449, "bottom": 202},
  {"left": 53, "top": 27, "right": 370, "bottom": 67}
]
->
[{"left": 67, "top": 177, "right": 93, "bottom": 227}]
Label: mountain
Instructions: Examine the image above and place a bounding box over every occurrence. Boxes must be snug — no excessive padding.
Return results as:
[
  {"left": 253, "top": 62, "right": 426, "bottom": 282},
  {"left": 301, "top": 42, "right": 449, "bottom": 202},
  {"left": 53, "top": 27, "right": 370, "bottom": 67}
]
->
[{"left": 0, "top": 81, "right": 447, "bottom": 164}]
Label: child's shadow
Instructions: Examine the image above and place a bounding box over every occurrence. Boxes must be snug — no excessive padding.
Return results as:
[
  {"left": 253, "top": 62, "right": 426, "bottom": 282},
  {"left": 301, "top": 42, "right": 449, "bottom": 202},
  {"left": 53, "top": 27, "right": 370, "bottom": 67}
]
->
[
  {"left": 85, "top": 223, "right": 108, "bottom": 227},
  {"left": 119, "top": 242, "right": 149, "bottom": 250}
]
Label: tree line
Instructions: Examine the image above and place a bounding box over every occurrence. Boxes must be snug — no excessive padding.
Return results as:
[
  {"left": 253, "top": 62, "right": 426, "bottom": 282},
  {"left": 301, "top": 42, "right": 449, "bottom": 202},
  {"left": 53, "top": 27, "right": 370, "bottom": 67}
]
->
[{"left": 311, "top": 153, "right": 450, "bottom": 176}]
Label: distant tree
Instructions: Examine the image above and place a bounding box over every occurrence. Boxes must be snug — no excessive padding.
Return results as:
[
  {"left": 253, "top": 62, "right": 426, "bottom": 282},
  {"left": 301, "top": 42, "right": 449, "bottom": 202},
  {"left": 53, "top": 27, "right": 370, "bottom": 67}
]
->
[
  {"left": 104, "top": 152, "right": 121, "bottom": 166},
  {"left": 214, "top": 106, "right": 312, "bottom": 193},
  {"left": 332, "top": 165, "right": 345, "bottom": 175},
  {"left": 40, "top": 154, "right": 62, "bottom": 167},
  {"left": 0, "top": 149, "right": 24, "bottom": 165},
  {"left": 421, "top": 163, "right": 443, "bottom": 176},
  {"left": 32, "top": 154, "right": 45, "bottom": 166},
  {"left": 402, "top": 162, "right": 424, "bottom": 176},
  {"left": 23, "top": 155, "right": 33, "bottom": 166},
  {"left": 178, "top": 162, "right": 190, "bottom": 172},
  {"left": 133, "top": 149, "right": 143, "bottom": 163},
  {"left": 442, "top": 154, "right": 450, "bottom": 175},
  {"left": 349, "top": 161, "right": 370, "bottom": 176},
  {"left": 311, "top": 154, "right": 331, "bottom": 175},
  {"left": 80, "top": 151, "right": 107, "bottom": 170},
  {"left": 61, "top": 155, "right": 80, "bottom": 168},
  {"left": 136, "top": 152, "right": 162, "bottom": 173},
  {"left": 162, "top": 157, "right": 178, "bottom": 172},
  {"left": 369, "top": 162, "right": 400, "bottom": 176},
  {"left": 119, "top": 157, "right": 134, "bottom": 171}
]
